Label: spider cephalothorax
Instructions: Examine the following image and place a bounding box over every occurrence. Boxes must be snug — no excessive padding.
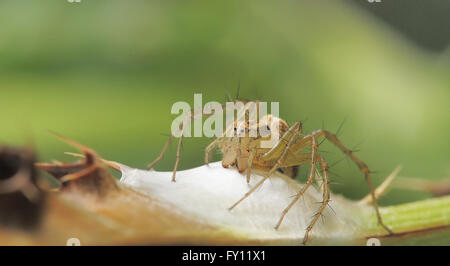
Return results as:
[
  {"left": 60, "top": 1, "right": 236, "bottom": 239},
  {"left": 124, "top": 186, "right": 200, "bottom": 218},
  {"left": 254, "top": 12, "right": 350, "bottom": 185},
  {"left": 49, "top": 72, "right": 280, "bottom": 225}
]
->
[{"left": 210, "top": 114, "right": 298, "bottom": 182}]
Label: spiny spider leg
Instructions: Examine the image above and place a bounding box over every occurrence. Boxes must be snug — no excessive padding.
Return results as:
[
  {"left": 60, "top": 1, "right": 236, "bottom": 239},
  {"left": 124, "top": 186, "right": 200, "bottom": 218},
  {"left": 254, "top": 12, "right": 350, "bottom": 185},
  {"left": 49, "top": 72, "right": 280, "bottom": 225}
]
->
[
  {"left": 174, "top": 102, "right": 246, "bottom": 180},
  {"left": 147, "top": 135, "right": 174, "bottom": 170},
  {"left": 308, "top": 129, "right": 393, "bottom": 235},
  {"left": 172, "top": 133, "right": 184, "bottom": 182},
  {"left": 150, "top": 102, "right": 227, "bottom": 182},
  {"left": 274, "top": 135, "right": 318, "bottom": 230},
  {"left": 302, "top": 154, "right": 330, "bottom": 244},
  {"left": 205, "top": 138, "right": 220, "bottom": 165},
  {"left": 228, "top": 122, "right": 301, "bottom": 210},
  {"left": 245, "top": 149, "right": 256, "bottom": 183}
]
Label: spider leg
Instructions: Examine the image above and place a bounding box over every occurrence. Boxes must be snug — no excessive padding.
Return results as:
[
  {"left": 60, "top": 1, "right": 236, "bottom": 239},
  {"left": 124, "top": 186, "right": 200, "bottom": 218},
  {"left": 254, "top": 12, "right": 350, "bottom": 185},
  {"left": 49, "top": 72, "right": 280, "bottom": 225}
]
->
[
  {"left": 171, "top": 133, "right": 184, "bottom": 182},
  {"left": 275, "top": 135, "right": 318, "bottom": 230},
  {"left": 260, "top": 122, "right": 302, "bottom": 161},
  {"left": 302, "top": 154, "right": 330, "bottom": 244},
  {"left": 311, "top": 129, "right": 393, "bottom": 235},
  {"left": 147, "top": 135, "right": 174, "bottom": 170},
  {"left": 205, "top": 138, "right": 219, "bottom": 165},
  {"left": 246, "top": 149, "right": 256, "bottom": 183},
  {"left": 147, "top": 122, "right": 184, "bottom": 182},
  {"left": 149, "top": 102, "right": 226, "bottom": 182},
  {"left": 229, "top": 122, "right": 301, "bottom": 210}
]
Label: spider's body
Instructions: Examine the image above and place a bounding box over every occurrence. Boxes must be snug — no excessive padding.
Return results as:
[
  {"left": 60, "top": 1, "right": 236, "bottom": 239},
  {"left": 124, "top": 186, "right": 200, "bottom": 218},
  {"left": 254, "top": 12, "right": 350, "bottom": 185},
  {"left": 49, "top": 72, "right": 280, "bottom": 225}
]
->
[
  {"left": 215, "top": 114, "right": 292, "bottom": 175},
  {"left": 149, "top": 100, "right": 393, "bottom": 244}
]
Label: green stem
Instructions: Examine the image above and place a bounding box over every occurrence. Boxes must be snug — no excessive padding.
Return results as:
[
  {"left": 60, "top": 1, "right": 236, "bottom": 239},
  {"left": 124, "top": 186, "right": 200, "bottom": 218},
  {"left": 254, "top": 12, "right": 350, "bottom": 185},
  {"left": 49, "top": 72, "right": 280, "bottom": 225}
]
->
[{"left": 364, "top": 195, "right": 450, "bottom": 236}]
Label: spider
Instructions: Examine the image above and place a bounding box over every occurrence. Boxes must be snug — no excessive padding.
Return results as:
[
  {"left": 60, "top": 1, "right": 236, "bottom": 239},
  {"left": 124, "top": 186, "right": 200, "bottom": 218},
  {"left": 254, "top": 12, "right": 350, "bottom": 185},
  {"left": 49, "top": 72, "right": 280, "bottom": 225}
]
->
[{"left": 148, "top": 99, "right": 393, "bottom": 244}]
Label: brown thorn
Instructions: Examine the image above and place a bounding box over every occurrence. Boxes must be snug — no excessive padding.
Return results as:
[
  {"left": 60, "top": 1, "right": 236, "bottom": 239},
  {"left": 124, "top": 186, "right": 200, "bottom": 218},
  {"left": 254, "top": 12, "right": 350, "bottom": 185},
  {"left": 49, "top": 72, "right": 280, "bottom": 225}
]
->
[
  {"left": 64, "top": 152, "right": 123, "bottom": 173},
  {"left": 49, "top": 131, "right": 93, "bottom": 153}
]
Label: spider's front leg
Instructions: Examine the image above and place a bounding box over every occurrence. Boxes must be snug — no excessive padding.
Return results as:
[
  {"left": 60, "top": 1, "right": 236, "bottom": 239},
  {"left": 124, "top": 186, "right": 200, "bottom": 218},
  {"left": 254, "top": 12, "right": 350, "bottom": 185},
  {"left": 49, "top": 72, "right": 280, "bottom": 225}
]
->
[
  {"left": 149, "top": 103, "right": 225, "bottom": 182},
  {"left": 147, "top": 135, "right": 174, "bottom": 170},
  {"left": 245, "top": 149, "right": 256, "bottom": 183},
  {"left": 228, "top": 122, "right": 301, "bottom": 210},
  {"left": 171, "top": 134, "right": 184, "bottom": 182},
  {"left": 147, "top": 114, "right": 189, "bottom": 182},
  {"left": 205, "top": 138, "right": 219, "bottom": 165}
]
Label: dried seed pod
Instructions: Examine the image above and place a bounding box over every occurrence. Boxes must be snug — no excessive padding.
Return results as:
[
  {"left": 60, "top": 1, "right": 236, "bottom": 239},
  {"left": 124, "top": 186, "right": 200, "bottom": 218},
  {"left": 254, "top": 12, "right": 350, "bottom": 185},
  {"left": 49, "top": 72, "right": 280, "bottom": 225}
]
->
[
  {"left": 35, "top": 135, "right": 119, "bottom": 198},
  {"left": 0, "top": 147, "right": 45, "bottom": 231}
]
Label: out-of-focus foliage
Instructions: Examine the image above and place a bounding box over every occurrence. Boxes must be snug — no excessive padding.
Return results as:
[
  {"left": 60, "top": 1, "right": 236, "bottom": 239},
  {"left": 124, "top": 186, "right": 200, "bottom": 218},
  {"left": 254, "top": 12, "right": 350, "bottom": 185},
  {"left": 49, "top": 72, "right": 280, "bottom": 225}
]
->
[{"left": 0, "top": 0, "right": 448, "bottom": 211}]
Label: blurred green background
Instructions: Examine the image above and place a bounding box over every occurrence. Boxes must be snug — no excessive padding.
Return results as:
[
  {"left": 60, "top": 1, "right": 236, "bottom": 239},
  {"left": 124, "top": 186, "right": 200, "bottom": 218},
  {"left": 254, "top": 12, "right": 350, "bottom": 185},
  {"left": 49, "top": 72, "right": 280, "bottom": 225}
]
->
[{"left": 0, "top": 0, "right": 449, "bottom": 211}]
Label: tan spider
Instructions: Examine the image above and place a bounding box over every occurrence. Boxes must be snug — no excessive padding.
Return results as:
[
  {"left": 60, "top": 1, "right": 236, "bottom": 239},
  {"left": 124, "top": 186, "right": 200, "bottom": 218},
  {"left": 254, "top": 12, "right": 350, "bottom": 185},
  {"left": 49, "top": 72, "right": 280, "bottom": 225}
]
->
[{"left": 148, "top": 99, "right": 393, "bottom": 244}]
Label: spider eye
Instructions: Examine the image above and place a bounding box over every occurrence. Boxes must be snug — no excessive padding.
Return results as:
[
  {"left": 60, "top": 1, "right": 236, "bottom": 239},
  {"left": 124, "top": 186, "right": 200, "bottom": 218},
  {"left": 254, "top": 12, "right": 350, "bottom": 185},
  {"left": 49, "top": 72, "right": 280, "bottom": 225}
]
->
[{"left": 234, "top": 127, "right": 237, "bottom": 131}]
